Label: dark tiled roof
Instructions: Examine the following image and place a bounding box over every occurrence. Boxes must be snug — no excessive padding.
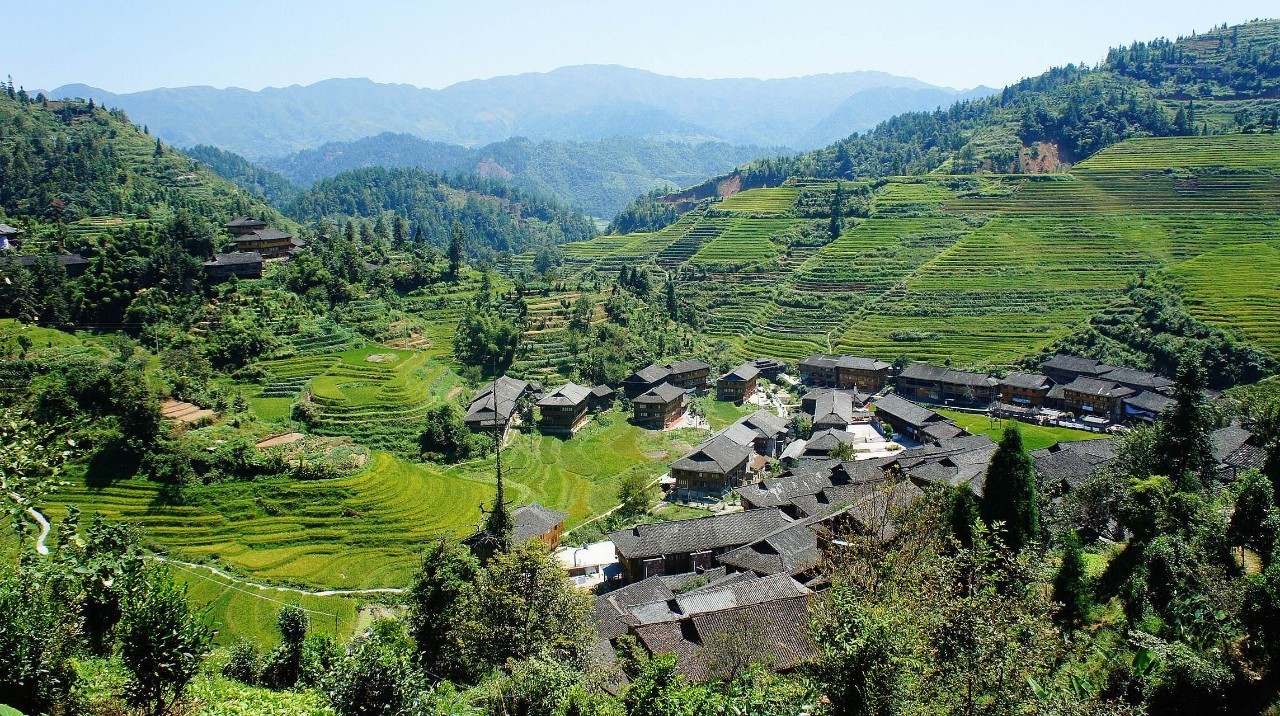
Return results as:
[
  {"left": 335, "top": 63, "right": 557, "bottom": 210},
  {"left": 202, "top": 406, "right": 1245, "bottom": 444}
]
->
[
  {"left": 666, "top": 359, "right": 712, "bottom": 374},
  {"left": 899, "top": 363, "right": 996, "bottom": 388},
  {"left": 233, "top": 228, "right": 294, "bottom": 242},
  {"left": 0, "top": 223, "right": 22, "bottom": 235},
  {"left": 799, "top": 354, "right": 839, "bottom": 370},
  {"left": 536, "top": 382, "right": 592, "bottom": 408},
  {"left": 1041, "top": 354, "right": 1106, "bottom": 375},
  {"left": 720, "top": 362, "right": 760, "bottom": 382},
  {"left": 1211, "top": 426, "right": 1255, "bottom": 463},
  {"left": 734, "top": 472, "right": 836, "bottom": 509},
  {"left": 805, "top": 388, "right": 858, "bottom": 427},
  {"left": 999, "top": 371, "right": 1051, "bottom": 391},
  {"left": 632, "top": 594, "right": 816, "bottom": 680},
  {"left": 594, "top": 570, "right": 729, "bottom": 640},
  {"left": 625, "top": 365, "right": 672, "bottom": 385},
  {"left": 737, "top": 410, "right": 789, "bottom": 439},
  {"left": 465, "top": 375, "right": 531, "bottom": 425},
  {"left": 1031, "top": 438, "right": 1119, "bottom": 489},
  {"left": 1096, "top": 366, "right": 1173, "bottom": 392},
  {"left": 836, "top": 356, "right": 891, "bottom": 371},
  {"left": 718, "top": 515, "right": 828, "bottom": 576},
  {"left": 610, "top": 508, "right": 792, "bottom": 559},
  {"left": 921, "top": 421, "right": 966, "bottom": 441},
  {"left": 635, "top": 382, "right": 687, "bottom": 405},
  {"left": 873, "top": 393, "right": 941, "bottom": 428},
  {"left": 513, "top": 503, "right": 568, "bottom": 543},
  {"left": 225, "top": 216, "right": 267, "bottom": 228},
  {"left": 628, "top": 573, "right": 810, "bottom": 625},
  {"left": 204, "top": 251, "right": 264, "bottom": 266},
  {"left": 671, "top": 434, "right": 753, "bottom": 475},
  {"left": 590, "top": 384, "right": 616, "bottom": 398},
  {"left": 1061, "top": 376, "right": 1135, "bottom": 399},
  {"left": 1124, "top": 391, "right": 1175, "bottom": 414},
  {"left": 805, "top": 429, "right": 860, "bottom": 454},
  {"left": 897, "top": 434, "right": 998, "bottom": 497}
]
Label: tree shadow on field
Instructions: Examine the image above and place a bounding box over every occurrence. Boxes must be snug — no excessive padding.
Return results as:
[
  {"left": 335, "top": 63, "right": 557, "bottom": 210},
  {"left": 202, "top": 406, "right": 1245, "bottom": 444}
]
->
[{"left": 83, "top": 441, "right": 142, "bottom": 488}]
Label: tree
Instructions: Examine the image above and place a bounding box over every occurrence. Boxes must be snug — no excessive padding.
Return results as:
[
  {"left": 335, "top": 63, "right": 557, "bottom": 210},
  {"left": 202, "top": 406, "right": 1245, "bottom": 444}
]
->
[
  {"left": 453, "top": 540, "right": 596, "bottom": 677},
  {"left": 617, "top": 472, "right": 655, "bottom": 519},
  {"left": 979, "top": 423, "right": 1040, "bottom": 550},
  {"left": 810, "top": 599, "right": 908, "bottom": 716},
  {"left": 1228, "top": 469, "right": 1276, "bottom": 559},
  {"left": 449, "top": 221, "right": 466, "bottom": 277},
  {"left": 946, "top": 483, "right": 981, "bottom": 549},
  {"left": 1154, "top": 350, "right": 1215, "bottom": 490},
  {"left": 1052, "top": 530, "right": 1092, "bottom": 628},
  {"left": 324, "top": 620, "right": 426, "bottom": 716},
  {"left": 119, "top": 568, "right": 212, "bottom": 716},
  {"left": 407, "top": 538, "right": 478, "bottom": 673},
  {"left": 260, "top": 605, "right": 309, "bottom": 689}
]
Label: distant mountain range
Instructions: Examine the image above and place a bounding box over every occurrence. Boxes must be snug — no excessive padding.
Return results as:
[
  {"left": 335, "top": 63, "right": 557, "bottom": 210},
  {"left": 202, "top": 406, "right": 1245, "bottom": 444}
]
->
[
  {"left": 253, "top": 133, "right": 781, "bottom": 219},
  {"left": 51, "top": 65, "right": 995, "bottom": 159}
]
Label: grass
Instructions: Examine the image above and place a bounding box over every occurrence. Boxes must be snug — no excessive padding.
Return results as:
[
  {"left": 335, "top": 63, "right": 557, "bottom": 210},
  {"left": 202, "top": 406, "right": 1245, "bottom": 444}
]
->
[
  {"left": 697, "top": 397, "right": 760, "bottom": 431},
  {"left": 936, "top": 410, "right": 1107, "bottom": 451}
]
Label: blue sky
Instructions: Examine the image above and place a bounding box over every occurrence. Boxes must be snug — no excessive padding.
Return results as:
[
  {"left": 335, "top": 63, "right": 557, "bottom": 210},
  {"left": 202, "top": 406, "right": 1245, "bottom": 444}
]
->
[{"left": 8, "top": 1, "right": 1277, "bottom": 93}]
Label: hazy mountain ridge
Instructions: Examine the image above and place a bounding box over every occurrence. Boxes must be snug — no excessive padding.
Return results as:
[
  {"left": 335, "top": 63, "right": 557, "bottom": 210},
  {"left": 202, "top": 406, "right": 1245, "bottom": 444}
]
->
[
  {"left": 50, "top": 65, "right": 993, "bottom": 158},
  {"left": 257, "top": 133, "right": 781, "bottom": 218}
]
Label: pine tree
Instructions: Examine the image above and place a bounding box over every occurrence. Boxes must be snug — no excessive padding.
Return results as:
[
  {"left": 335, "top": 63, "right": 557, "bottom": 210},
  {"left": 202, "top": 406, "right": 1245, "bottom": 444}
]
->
[
  {"left": 979, "top": 424, "right": 1040, "bottom": 551},
  {"left": 153, "top": 138, "right": 163, "bottom": 158},
  {"left": 448, "top": 221, "right": 466, "bottom": 278},
  {"left": 1052, "top": 530, "right": 1091, "bottom": 628},
  {"left": 392, "top": 215, "right": 409, "bottom": 247},
  {"left": 1155, "top": 350, "right": 1215, "bottom": 491}
]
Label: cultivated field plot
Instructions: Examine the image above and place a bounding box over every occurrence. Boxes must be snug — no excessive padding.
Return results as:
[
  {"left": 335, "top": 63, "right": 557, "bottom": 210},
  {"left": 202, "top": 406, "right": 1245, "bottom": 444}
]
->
[
  {"left": 1167, "top": 242, "right": 1280, "bottom": 356},
  {"left": 255, "top": 346, "right": 463, "bottom": 453},
  {"left": 717, "top": 186, "right": 800, "bottom": 214},
  {"left": 690, "top": 217, "right": 798, "bottom": 266},
  {"left": 41, "top": 411, "right": 700, "bottom": 594},
  {"left": 1074, "top": 134, "right": 1280, "bottom": 171}
]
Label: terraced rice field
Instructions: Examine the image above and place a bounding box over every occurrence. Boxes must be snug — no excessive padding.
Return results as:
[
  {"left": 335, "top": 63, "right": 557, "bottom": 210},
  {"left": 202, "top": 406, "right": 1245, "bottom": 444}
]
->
[
  {"left": 40, "top": 412, "right": 697, "bottom": 600},
  {"left": 255, "top": 346, "right": 463, "bottom": 452},
  {"left": 558, "top": 134, "right": 1280, "bottom": 366},
  {"left": 1167, "top": 242, "right": 1280, "bottom": 355},
  {"left": 690, "top": 218, "right": 796, "bottom": 266}
]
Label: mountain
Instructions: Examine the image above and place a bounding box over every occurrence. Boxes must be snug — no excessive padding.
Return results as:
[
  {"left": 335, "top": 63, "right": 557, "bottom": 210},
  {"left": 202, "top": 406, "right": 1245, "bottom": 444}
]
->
[
  {"left": 183, "top": 144, "right": 301, "bottom": 206},
  {"left": 50, "top": 65, "right": 992, "bottom": 158},
  {"left": 260, "top": 133, "right": 779, "bottom": 219}
]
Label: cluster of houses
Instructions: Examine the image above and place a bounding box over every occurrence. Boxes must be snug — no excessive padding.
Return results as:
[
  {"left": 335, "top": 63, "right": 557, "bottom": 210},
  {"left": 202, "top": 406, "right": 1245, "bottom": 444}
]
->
[
  {"left": 801, "top": 352, "right": 1180, "bottom": 429},
  {"left": 203, "top": 216, "right": 304, "bottom": 280},
  {"left": 0, "top": 222, "right": 92, "bottom": 277}
]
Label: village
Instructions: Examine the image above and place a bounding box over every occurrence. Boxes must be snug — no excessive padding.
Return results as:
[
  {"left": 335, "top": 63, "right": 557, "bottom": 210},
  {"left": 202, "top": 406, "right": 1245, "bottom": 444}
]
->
[{"left": 460, "top": 350, "right": 1269, "bottom": 682}]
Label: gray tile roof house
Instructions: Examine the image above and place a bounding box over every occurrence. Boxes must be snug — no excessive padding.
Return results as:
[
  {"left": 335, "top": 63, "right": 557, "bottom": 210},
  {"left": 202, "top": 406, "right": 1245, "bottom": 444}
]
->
[
  {"left": 803, "top": 388, "right": 870, "bottom": 430},
  {"left": 671, "top": 434, "right": 754, "bottom": 476},
  {"left": 801, "top": 428, "right": 861, "bottom": 458},
  {"left": 225, "top": 216, "right": 268, "bottom": 230},
  {"left": 610, "top": 508, "right": 793, "bottom": 564},
  {"left": 621, "top": 364, "right": 674, "bottom": 397},
  {"left": 1031, "top": 439, "right": 1119, "bottom": 492},
  {"left": 631, "top": 593, "right": 816, "bottom": 680},
  {"left": 720, "top": 362, "right": 760, "bottom": 382},
  {"left": 465, "top": 375, "right": 533, "bottom": 430},
  {"left": 1124, "top": 390, "right": 1176, "bottom": 421},
  {"left": 1097, "top": 366, "right": 1174, "bottom": 394},
  {"left": 1041, "top": 354, "right": 1109, "bottom": 377},
  {"left": 1061, "top": 376, "right": 1136, "bottom": 399},
  {"left": 1211, "top": 425, "right": 1267, "bottom": 478},
  {"left": 635, "top": 381, "right": 688, "bottom": 405},
  {"left": 203, "top": 251, "right": 264, "bottom": 279},
  {"left": 667, "top": 358, "right": 713, "bottom": 374},
  {"left": 872, "top": 392, "right": 965, "bottom": 442},
  {"left": 1000, "top": 371, "right": 1052, "bottom": 391},
  {"left": 899, "top": 363, "right": 997, "bottom": 388},
  {"left": 513, "top": 503, "right": 569, "bottom": 543},
  {"left": 536, "top": 382, "right": 592, "bottom": 408},
  {"left": 594, "top": 569, "right": 735, "bottom": 640},
  {"left": 626, "top": 572, "right": 810, "bottom": 626},
  {"left": 896, "top": 434, "right": 998, "bottom": 497},
  {"left": 734, "top": 459, "right": 893, "bottom": 519},
  {"left": 837, "top": 356, "right": 892, "bottom": 371},
  {"left": 718, "top": 513, "right": 838, "bottom": 578}
]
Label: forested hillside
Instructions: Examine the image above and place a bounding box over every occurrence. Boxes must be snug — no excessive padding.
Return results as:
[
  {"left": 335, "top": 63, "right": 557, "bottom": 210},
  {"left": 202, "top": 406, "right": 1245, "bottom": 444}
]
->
[
  {"left": 183, "top": 144, "right": 301, "bottom": 206},
  {"left": 285, "top": 167, "right": 598, "bottom": 256},
  {"left": 263, "top": 132, "right": 777, "bottom": 219}
]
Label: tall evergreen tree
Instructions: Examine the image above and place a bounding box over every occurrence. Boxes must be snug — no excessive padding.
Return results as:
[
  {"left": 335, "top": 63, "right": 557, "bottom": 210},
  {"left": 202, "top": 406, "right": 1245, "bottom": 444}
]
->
[
  {"left": 947, "top": 483, "right": 981, "bottom": 549},
  {"left": 448, "top": 221, "right": 466, "bottom": 278},
  {"left": 1155, "top": 350, "right": 1215, "bottom": 491},
  {"left": 1052, "top": 530, "right": 1092, "bottom": 628},
  {"left": 1229, "top": 470, "right": 1276, "bottom": 561},
  {"left": 979, "top": 424, "right": 1040, "bottom": 551}
]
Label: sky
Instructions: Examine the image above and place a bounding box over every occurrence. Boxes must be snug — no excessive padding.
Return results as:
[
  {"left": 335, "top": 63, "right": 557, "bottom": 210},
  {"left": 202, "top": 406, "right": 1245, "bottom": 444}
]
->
[{"left": 7, "top": 1, "right": 1278, "bottom": 94}]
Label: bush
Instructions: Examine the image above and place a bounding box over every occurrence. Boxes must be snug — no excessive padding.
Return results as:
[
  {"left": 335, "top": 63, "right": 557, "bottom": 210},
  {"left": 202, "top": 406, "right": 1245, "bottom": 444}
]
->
[{"left": 222, "top": 639, "right": 261, "bottom": 685}]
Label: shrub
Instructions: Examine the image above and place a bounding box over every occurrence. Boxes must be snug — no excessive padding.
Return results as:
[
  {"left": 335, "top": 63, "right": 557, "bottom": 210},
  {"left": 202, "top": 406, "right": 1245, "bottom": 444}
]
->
[{"left": 222, "top": 639, "right": 261, "bottom": 685}]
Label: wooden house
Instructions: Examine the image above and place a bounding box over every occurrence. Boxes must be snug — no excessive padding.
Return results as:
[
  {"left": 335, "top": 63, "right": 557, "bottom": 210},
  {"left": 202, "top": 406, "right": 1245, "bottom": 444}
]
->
[
  {"left": 1052, "top": 376, "right": 1134, "bottom": 420},
  {"left": 224, "top": 216, "right": 268, "bottom": 236},
  {"left": 895, "top": 364, "right": 997, "bottom": 406},
  {"left": 872, "top": 393, "right": 965, "bottom": 442},
  {"left": 665, "top": 359, "right": 712, "bottom": 391},
  {"left": 231, "top": 228, "right": 297, "bottom": 259},
  {"left": 203, "top": 251, "right": 263, "bottom": 280},
  {"left": 716, "top": 362, "right": 760, "bottom": 403},
  {"left": 633, "top": 382, "right": 688, "bottom": 429},
  {"left": 536, "top": 382, "right": 592, "bottom": 435},
  {"left": 622, "top": 364, "right": 672, "bottom": 398},
  {"left": 464, "top": 376, "right": 535, "bottom": 433},
  {"left": 670, "top": 433, "right": 754, "bottom": 496},
  {"left": 609, "top": 508, "right": 793, "bottom": 583},
  {"left": 997, "top": 372, "right": 1053, "bottom": 408}
]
